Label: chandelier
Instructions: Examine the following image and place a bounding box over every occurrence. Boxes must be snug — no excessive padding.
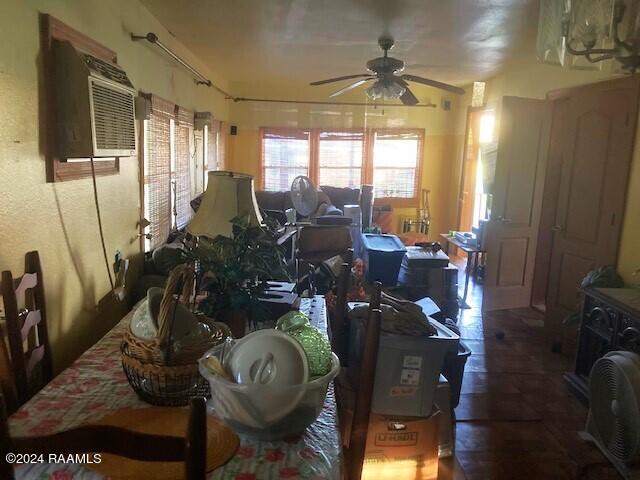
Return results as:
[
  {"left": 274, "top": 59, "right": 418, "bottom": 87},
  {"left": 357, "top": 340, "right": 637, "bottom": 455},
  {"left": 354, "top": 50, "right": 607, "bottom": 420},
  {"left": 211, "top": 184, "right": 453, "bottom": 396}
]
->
[{"left": 537, "top": 0, "right": 640, "bottom": 72}]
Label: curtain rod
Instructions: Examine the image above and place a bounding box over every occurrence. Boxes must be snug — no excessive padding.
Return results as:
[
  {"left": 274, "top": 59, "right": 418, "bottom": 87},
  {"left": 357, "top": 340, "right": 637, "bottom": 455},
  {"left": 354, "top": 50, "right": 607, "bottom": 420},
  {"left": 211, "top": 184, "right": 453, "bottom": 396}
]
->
[
  {"left": 232, "top": 97, "right": 437, "bottom": 108},
  {"left": 131, "top": 32, "right": 234, "bottom": 100}
]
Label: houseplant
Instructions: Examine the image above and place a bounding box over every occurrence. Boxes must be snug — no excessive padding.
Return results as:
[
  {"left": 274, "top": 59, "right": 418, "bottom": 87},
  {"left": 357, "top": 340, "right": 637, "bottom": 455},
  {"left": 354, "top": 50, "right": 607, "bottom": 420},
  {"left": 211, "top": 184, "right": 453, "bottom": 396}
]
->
[{"left": 187, "top": 215, "right": 289, "bottom": 337}]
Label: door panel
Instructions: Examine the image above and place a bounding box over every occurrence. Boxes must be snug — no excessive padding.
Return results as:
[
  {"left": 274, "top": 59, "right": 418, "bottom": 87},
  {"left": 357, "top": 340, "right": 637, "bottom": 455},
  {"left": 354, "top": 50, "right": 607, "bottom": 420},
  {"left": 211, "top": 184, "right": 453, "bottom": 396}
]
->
[
  {"left": 502, "top": 122, "right": 544, "bottom": 225},
  {"left": 564, "top": 112, "right": 610, "bottom": 243},
  {"left": 483, "top": 97, "right": 552, "bottom": 311},
  {"left": 497, "top": 237, "right": 528, "bottom": 286},
  {"left": 545, "top": 76, "right": 640, "bottom": 344},
  {"left": 556, "top": 253, "right": 595, "bottom": 311}
]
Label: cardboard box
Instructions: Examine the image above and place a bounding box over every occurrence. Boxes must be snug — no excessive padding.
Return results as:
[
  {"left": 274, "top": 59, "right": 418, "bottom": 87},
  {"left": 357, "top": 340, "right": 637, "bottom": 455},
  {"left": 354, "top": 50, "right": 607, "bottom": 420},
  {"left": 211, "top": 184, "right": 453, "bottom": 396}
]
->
[{"left": 362, "top": 410, "right": 440, "bottom": 480}]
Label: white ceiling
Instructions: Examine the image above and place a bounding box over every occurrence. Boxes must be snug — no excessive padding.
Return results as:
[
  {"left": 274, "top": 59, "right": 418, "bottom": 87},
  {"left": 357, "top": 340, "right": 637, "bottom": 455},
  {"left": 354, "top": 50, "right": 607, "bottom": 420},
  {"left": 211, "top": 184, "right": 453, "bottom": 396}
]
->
[{"left": 141, "top": 0, "right": 537, "bottom": 89}]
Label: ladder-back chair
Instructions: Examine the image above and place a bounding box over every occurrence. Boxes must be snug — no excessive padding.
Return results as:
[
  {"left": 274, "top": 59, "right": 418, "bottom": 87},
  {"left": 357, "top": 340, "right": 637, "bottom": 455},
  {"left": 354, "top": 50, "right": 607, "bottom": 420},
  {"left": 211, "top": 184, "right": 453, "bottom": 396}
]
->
[
  {"left": 335, "top": 281, "right": 383, "bottom": 480},
  {"left": 1, "top": 251, "right": 53, "bottom": 405}
]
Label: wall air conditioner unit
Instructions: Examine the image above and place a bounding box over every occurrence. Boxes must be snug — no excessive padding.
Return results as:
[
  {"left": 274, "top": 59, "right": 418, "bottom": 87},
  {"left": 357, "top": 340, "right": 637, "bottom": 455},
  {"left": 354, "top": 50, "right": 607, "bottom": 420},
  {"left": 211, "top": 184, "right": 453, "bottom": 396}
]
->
[{"left": 52, "top": 39, "right": 137, "bottom": 158}]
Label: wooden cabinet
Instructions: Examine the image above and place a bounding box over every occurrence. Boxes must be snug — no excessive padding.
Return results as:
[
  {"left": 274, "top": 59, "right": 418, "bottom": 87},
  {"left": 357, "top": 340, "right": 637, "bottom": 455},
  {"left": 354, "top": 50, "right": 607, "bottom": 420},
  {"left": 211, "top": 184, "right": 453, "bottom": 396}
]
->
[{"left": 565, "top": 287, "right": 640, "bottom": 403}]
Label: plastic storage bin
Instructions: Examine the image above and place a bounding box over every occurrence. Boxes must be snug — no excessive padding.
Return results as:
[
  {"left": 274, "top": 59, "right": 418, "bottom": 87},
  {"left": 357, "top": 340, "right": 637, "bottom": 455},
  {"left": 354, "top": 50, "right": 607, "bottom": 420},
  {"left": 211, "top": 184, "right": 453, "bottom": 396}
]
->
[
  {"left": 441, "top": 340, "right": 471, "bottom": 408},
  {"left": 361, "top": 234, "right": 407, "bottom": 286},
  {"left": 348, "top": 306, "right": 459, "bottom": 417},
  {"left": 435, "top": 375, "right": 453, "bottom": 458},
  {"left": 403, "top": 246, "right": 450, "bottom": 268},
  {"left": 398, "top": 259, "right": 459, "bottom": 320}
]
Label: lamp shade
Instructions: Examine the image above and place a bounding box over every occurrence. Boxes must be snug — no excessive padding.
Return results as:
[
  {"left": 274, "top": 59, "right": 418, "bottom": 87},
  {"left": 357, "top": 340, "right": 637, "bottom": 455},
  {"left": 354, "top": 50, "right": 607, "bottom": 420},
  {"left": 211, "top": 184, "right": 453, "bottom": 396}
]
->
[{"left": 187, "top": 171, "right": 263, "bottom": 239}]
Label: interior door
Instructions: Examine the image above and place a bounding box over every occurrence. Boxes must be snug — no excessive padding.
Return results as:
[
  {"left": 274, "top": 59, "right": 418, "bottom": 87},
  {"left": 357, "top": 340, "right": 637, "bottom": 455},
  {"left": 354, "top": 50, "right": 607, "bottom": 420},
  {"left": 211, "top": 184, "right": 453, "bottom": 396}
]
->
[
  {"left": 545, "top": 77, "right": 640, "bottom": 344},
  {"left": 482, "top": 97, "right": 552, "bottom": 311}
]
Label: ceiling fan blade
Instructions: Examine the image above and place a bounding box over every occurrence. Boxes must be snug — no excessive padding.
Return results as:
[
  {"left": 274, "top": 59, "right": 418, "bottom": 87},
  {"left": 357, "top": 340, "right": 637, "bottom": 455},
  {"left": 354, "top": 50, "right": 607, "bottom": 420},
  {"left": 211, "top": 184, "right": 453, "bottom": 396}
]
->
[
  {"left": 401, "top": 74, "right": 465, "bottom": 95},
  {"left": 310, "top": 74, "right": 374, "bottom": 86},
  {"left": 329, "top": 78, "right": 373, "bottom": 97},
  {"left": 400, "top": 87, "right": 419, "bottom": 106}
]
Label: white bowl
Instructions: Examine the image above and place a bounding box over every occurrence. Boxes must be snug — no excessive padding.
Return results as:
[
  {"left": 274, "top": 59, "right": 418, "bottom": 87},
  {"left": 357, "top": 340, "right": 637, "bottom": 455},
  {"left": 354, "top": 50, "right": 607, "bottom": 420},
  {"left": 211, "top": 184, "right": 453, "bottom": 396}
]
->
[{"left": 199, "top": 341, "right": 339, "bottom": 440}]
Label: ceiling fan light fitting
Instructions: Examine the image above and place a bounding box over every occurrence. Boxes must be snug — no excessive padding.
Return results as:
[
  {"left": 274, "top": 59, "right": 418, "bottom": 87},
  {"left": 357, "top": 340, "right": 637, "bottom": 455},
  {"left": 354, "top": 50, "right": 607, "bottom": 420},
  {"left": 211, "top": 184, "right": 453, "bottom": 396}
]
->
[{"left": 366, "top": 80, "right": 405, "bottom": 100}]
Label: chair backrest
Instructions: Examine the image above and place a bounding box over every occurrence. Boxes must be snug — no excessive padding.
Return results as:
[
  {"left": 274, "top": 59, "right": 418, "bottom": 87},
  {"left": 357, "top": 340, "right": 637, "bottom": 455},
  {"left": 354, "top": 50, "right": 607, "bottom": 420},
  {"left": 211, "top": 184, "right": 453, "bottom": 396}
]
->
[
  {"left": 0, "top": 332, "right": 17, "bottom": 415},
  {"left": 297, "top": 225, "right": 352, "bottom": 257},
  {"left": 1, "top": 251, "right": 53, "bottom": 405},
  {"left": 0, "top": 394, "right": 207, "bottom": 480},
  {"left": 343, "top": 281, "right": 382, "bottom": 480},
  {"left": 331, "top": 262, "right": 351, "bottom": 364},
  {"left": 295, "top": 226, "right": 352, "bottom": 293}
]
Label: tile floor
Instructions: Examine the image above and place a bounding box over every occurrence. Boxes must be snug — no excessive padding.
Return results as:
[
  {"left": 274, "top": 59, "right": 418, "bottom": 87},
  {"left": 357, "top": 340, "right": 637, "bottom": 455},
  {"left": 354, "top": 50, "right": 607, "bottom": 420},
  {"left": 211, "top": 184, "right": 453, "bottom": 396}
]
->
[{"left": 437, "top": 258, "right": 621, "bottom": 479}]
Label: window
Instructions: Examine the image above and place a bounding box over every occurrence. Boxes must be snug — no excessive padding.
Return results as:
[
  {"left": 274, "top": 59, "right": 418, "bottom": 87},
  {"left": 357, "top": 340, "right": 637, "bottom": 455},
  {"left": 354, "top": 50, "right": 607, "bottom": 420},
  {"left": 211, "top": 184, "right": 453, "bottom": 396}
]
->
[
  {"left": 262, "top": 129, "right": 310, "bottom": 192},
  {"left": 174, "top": 106, "right": 194, "bottom": 230},
  {"left": 473, "top": 111, "right": 496, "bottom": 228},
  {"left": 260, "top": 127, "right": 423, "bottom": 205},
  {"left": 318, "top": 131, "right": 364, "bottom": 188},
  {"left": 142, "top": 95, "right": 174, "bottom": 251},
  {"left": 142, "top": 95, "right": 215, "bottom": 251},
  {"left": 372, "top": 130, "right": 421, "bottom": 199},
  {"left": 203, "top": 120, "right": 227, "bottom": 189}
]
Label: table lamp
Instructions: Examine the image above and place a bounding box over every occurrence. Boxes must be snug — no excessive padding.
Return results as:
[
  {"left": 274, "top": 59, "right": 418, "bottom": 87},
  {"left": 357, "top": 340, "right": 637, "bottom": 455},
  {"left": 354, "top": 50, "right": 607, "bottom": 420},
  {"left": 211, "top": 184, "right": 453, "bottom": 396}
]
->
[{"left": 187, "top": 171, "right": 263, "bottom": 239}]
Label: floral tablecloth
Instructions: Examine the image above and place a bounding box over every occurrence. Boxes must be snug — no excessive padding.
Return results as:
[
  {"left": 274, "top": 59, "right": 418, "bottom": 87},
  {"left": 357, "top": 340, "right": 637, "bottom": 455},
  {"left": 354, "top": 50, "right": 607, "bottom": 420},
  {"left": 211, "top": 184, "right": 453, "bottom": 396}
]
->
[{"left": 10, "top": 297, "right": 341, "bottom": 480}]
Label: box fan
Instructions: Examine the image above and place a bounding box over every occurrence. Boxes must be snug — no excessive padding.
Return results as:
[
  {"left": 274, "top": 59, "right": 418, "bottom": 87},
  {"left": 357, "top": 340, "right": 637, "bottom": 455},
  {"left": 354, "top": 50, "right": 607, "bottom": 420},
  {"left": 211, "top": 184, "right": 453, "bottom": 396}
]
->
[{"left": 583, "top": 351, "right": 640, "bottom": 479}]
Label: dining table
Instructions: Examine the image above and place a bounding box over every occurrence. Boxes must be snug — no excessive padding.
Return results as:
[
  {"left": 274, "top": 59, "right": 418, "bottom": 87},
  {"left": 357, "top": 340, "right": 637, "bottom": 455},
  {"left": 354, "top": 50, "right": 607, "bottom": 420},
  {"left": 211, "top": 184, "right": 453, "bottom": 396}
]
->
[{"left": 9, "top": 296, "right": 342, "bottom": 480}]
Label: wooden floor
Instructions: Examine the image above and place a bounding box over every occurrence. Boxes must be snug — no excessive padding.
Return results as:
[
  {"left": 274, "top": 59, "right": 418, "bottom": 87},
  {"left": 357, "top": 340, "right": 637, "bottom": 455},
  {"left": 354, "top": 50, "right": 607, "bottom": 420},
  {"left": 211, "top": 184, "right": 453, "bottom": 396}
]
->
[{"left": 437, "top": 258, "right": 620, "bottom": 479}]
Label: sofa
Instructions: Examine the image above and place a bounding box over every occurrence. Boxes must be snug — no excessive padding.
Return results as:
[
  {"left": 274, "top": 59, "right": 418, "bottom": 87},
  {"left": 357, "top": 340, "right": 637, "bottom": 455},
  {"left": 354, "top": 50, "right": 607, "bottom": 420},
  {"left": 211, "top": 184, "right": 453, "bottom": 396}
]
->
[{"left": 255, "top": 186, "right": 361, "bottom": 223}]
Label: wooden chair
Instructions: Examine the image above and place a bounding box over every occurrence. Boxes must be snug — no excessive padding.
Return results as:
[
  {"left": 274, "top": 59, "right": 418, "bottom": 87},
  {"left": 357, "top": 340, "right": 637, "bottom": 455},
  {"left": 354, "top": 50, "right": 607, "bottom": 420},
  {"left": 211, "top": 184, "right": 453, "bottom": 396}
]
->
[
  {"left": 330, "top": 262, "right": 351, "bottom": 363},
  {"left": 1, "top": 251, "right": 53, "bottom": 405},
  {"left": 335, "top": 281, "right": 382, "bottom": 480},
  {"left": 0, "top": 394, "right": 207, "bottom": 480},
  {"left": 0, "top": 331, "right": 18, "bottom": 414},
  {"left": 295, "top": 225, "right": 352, "bottom": 291}
]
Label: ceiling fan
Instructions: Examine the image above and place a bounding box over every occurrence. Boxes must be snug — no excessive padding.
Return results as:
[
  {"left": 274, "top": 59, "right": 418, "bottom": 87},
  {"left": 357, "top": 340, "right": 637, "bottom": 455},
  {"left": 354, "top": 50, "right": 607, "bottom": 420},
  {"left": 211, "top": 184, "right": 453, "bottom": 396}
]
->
[{"left": 310, "top": 36, "right": 465, "bottom": 105}]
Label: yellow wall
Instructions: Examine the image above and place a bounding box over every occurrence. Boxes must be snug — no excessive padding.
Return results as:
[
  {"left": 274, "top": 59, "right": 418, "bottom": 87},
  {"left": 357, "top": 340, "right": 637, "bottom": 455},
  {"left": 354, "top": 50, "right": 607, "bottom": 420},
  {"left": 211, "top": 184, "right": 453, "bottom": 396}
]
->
[
  {"left": 7, "top": 1, "right": 637, "bottom": 375},
  {"left": 226, "top": 81, "right": 464, "bottom": 239},
  {"left": 0, "top": 0, "right": 230, "bottom": 371},
  {"left": 466, "top": 54, "right": 639, "bottom": 284}
]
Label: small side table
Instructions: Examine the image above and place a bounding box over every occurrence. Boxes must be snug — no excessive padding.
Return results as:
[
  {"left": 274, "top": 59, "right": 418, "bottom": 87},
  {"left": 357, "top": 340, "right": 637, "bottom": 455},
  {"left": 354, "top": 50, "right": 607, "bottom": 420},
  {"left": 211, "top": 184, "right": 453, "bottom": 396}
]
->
[{"left": 439, "top": 234, "right": 485, "bottom": 304}]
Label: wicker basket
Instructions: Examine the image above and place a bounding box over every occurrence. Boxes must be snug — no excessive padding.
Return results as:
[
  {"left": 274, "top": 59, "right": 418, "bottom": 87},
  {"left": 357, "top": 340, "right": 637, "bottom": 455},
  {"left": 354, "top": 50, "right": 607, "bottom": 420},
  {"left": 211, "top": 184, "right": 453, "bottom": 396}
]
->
[{"left": 121, "top": 265, "right": 228, "bottom": 406}]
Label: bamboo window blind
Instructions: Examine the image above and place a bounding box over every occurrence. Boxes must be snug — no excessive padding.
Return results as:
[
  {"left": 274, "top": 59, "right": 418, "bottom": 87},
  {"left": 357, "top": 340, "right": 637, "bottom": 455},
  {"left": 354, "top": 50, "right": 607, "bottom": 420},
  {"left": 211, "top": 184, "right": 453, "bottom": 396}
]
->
[
  {"left": 262, "top": 128, "right": 311, "bottom": 192},
  {"left": 144, "top": 95, "right": 174, "bottom": 251},
  {"left": 143, "top": 99, "right": 230, "bottom": 250},
  {"left": 175, "top": 106, "right": 194, "bottom": 229},
  {"left": 260, "top": 128, "right": 423, "bottom": 206},
  {"left": 371, "top": 130, "right": 422, "bottom": 199},
  {"left": 203, "top": 120, "right": 227, "bottom": 191},
  {"left": 318, "top": 130, "right": 364, "bottom": 189},
  {"left": 206, "top": 122, "right": 218, "bottom": 173}
]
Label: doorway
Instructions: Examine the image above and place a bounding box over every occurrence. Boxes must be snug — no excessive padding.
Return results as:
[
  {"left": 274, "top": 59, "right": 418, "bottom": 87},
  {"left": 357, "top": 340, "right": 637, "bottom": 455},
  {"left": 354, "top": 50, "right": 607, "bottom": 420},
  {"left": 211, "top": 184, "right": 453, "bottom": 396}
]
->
[
  {"left": 533, "top": 76, "right": 640, "bottom": 348},
  {"left": 457, "top": 108, "right": 496, "bottom": 237},
  {"left": 482, "top": 78, "right": 639, "bottom": 318}
]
